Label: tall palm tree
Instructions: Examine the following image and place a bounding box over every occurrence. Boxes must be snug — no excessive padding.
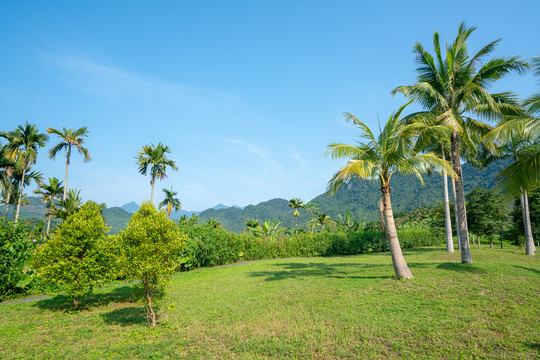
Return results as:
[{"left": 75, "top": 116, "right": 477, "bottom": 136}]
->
[
  {"left": 158, "top": 186, "right": 182, "bottom": 217},
  {"left": 484, "top": 56, "right": 540, "bottom": 255},
  {"left": 0, "top": 144, "right": 16, "bottom": 216},
  {"left": 136, "top": 143, "right": 178, "bottom": 204},
  {"left": 325, "top": 103, "right": 454, "bottom": 279},
  {"left": 0, "top": 122, "right": 48, "bottom": 221},
  {"left": 288, "top": 198, "right": 305, "bottom": 234},
  {"left": 34, "top": 177, "right": 64, "bottom": 234},
  {"left": 393, "top": 23, "right": 528, "bottom": 263},
  {"left": 47, "top": 127, "right": 91, "bottom": 200}
]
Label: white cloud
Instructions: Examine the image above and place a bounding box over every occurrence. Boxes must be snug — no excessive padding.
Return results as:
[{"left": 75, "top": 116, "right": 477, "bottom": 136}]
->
[{"left": 36, "top": 49, "right": 241, "bottom": 109}]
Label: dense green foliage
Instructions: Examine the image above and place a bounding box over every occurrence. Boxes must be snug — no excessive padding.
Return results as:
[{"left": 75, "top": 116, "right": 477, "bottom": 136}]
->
[
  {"left": 119, "top": 202, "right": 188, "bottom": 326},
  {"left": 34, "top": 201, "right": 118, "bottom": 307},
  {"left": 466, "top": 188, "right": 510, "bottom": 242},
  {"left": 0, "top": 218, "right": 41, "bottom": 300}
]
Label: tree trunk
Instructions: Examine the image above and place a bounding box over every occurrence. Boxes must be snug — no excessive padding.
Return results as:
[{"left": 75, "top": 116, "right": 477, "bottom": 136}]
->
[
  {"left": 450, "top": 131, "right": 472, "bottom": 263},
  {"left": 15, "top": 163, "right": 27, "bottom": 222},
  {"left": 378, "top": 197, "right": 386, "bottom": 233},
  {"left": 381, "top": 185, "right": 413, "bottom": 279},
  {"left": 477, "top": 235, "right": 480, "bottom": 248},
  {"left": 47, "top": 202, "right": 53, "bottom": 235},
  {"left": 442, "top": 166, "right": 454, "bottom": 253},
  {"left": 490, "top": 235, "right": 493, "bottom": 249},
  {"left": 522, "top": 191, "right": 536, "bottom": 255},
  {"left": 451, "top": 177, "right": 460, "bottom": 250},
  {"left": 150, "top": 178, "right": 155, "bottom": 205},
  {"left": 5, "top": 191, "right": 10, "bottom": 216},
  {"left": 63, "top": 150, "right": 70, "bottom": 200}
]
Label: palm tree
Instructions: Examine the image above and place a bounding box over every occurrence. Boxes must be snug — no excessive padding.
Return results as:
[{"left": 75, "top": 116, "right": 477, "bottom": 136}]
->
[
  {"left": 47, "top": 127, "right": 91, "bottom": 200},
  {"left": 158, "top": 186, "right": 182, "bottom": 217},
  {"left": 325, "top": 103, "right": 454, "bottom": 279},
  {"left": 288, "top": 198, "right": 305, "bottom": 234},
  {"left": 484, "top": 56, "right": 540, "bottom": 255},
  {"left": 136, "top": 143, "right": 178, "bottom": 204},
  {"left": 47, "top": 188, "right": 83, "bottom": 221},
  {"left": 34, "top": 177, "right": 64, "bottom": 234},
  {"left": 393, "top": 23, "right": 528, "bottom": 263},
  {"left": 0, "top": 144, "right": 16, "bottom": 216},
  {"left": 0, "top": 122, "right": 48, "bottom": 221}
]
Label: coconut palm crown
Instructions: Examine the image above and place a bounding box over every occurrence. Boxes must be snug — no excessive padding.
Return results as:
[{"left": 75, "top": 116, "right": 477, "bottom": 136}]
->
[
  {"left": 136, "top": 143, "right": 178, "bottom": 204},
  {"left": 47, "top": 127, "right": 91, "bottom": 200},
  {"left": 325, "top": 103, "right": 455, "bottom": 278},
  {"left": 0, "top": 122, "right": 48, "bottom": 221}
]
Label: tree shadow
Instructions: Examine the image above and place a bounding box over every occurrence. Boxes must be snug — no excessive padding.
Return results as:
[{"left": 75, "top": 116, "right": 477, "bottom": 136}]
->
[
  {"left": 249, "top": 262, "right": 390, "bottom": 281},
  {"left": 33, "top": 285, "right": 136, "bottom": 312},
  {"left": 513, "top": 266, "right": 540, "bottom": 275},
  {"left": 436, "top": 262, "right": 486, "bottom": 274},
  {"left": 101, "top": 306, "right": 147, "bottom": 326},
  {"left": 525, "top": 342, "right": 539, "bottom": 353}
]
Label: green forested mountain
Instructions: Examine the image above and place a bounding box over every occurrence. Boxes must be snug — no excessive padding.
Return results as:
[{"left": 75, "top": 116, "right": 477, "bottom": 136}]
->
[
  {"left": 199, "top": 159, "right": 511, "bottom": 232},
  {"left": 199, "top": 198, "right": 300, "bottom": 233}
]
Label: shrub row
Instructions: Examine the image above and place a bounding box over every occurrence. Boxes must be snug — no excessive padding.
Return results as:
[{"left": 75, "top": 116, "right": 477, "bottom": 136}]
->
[{"left": 177, "top": 224, "right": 442, "bottom": 271}]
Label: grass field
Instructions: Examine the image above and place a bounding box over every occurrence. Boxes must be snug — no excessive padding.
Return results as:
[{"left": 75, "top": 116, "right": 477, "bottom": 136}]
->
[{"left": 1, "top": 246, "right": 539, "bottom": 359}]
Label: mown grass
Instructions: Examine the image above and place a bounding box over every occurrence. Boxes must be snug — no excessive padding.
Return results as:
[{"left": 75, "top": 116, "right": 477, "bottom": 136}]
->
[{"left": 1, "top": 245, "right": 539, "bottom": 359}]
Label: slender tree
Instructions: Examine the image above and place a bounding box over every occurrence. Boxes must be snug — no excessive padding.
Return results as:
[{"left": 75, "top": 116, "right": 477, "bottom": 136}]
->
[
  {"left": 47, "top": 127, "right": 90, "bottom": 200},
  {"left": 288, "top": 198, "right": 305, "bottom": 234},
  {"left": 34, "top": 177, "right": 64, "bottom": 234},
  {"left": 325, "top": 103, "right": 454, "bottom": 279},
  {"left": 158, "top": 186, "right": 182, "bottom": 218},
  {"left": 136, "top": 143, "right": 178, "bottom": 204},
  {"left": 0, "top": 144, "right": 16, "bottom": 216},
  {"left": 1, "top": 123, "right": 48, "bottom": 221},
  {"left": 393, "top": 23, "right": 528, "bottom": 263}
]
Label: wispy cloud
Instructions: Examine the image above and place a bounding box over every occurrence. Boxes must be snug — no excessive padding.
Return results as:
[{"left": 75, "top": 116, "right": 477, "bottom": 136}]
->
[{"left": 36, "top": 49, "right": 241, "bottom": 108}]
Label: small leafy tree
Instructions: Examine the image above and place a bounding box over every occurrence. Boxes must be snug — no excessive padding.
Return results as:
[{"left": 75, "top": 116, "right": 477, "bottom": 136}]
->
[
  {"left": 0, "top": 219, "right": 39, "bottom": 300},
  {"left": 119, "top": 202, "right": 188, "bottom": 326},
  {"left": 34, "top": 201, "right": 117, "bottom": 307},
  {"left": 466, "top": 188, "right": 510, "bottom": 248}
]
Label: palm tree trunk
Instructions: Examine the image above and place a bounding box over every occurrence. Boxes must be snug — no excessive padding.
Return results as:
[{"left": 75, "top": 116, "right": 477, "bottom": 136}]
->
[
  {"left": 442, "top": 152, "right": 454, "bottom": 253},
  {"left": 450, "top": 131, "right": 472, "bottom": 263},
  {"left": 63, "top": 152, "right": 70, "bottom": 200},
  {"left": 15, "top": 163, "right": 27, "bottom": 221},
  {"left": 150, "top": 179, "right": 155, "bottom": 205},
  {"left": 521, "top": 191, "right": 536, "bottom": 255},
  {"left": 381, "top": 185, "right": 413, "bottom": 279},
  {"left": 5, "top": 191, "right": 10, "bottom": 216},
  {"left": 378, "top": 197, "right": 386, "bottom": 233},
  {"left": 451, "top": 177, "right": 461, "bottom": 250},
  {"left": 47, "top": 202, "right": 53, "bottom": 235}
]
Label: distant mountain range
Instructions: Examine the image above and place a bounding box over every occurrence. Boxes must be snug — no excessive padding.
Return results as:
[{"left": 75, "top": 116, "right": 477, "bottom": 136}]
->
[{"left": 1, "top": 159, "right": 510, "bottom": 234}]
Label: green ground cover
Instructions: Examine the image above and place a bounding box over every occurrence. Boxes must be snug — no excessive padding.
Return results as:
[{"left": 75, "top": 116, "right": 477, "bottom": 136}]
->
[{"left": 1, "top": 246, "right": 539, "bottom": 359}]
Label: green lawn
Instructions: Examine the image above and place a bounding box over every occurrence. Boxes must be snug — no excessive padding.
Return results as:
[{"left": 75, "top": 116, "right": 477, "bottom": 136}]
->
[{"left": 1, "top": 246, "right": 539, "bottom": 359}]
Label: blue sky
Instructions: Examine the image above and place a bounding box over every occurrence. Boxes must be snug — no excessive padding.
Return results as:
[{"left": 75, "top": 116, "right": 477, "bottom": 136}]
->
[{"left": 1, "top": 1, "right": 538, "bottom": 210}]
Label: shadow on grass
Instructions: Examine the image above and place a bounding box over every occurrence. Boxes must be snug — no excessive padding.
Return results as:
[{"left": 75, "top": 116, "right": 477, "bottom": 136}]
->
[
  {"left": 513, "top": 266, "right": 540, "bottom": 275},
  {"left": 33, "top": 285, "right": 135, "bottom": 312},
  {"left": 101, "top": 306, "right": 147, "bottom": 326},
  {"left": 525, "top": 342, "right": 540, "bottom": 353},
  {"left": 249, "top": 262, "right": 390, "bottom": 281},
  {"left": 436, "top": 262, "right": 487, "bottom": 274}
]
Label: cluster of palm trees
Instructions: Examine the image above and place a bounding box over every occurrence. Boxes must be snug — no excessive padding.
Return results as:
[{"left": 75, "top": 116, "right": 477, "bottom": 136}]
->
[
  {"left": 326, "top": 23, "right": 539, "bottom": 278},
  {"left": 0, "top": 124, "right": 89, "bottom": 230}
]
